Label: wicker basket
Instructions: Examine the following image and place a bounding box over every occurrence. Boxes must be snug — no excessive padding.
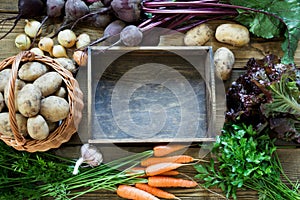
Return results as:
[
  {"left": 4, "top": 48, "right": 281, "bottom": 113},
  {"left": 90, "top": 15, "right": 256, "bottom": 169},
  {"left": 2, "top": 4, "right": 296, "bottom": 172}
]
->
[{"left": 0, "top": 51, "right": 84, "bottom": 152}]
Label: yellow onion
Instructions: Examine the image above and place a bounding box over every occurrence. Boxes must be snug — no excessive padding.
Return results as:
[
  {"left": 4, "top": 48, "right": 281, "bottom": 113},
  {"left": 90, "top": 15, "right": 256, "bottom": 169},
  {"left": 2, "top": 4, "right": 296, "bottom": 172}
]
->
[
  {"left": 58, "top": 29, "right": 77, "bottom": 48},
  {"left": 15, "top": 34, "right": 31, "bottom": 50}
]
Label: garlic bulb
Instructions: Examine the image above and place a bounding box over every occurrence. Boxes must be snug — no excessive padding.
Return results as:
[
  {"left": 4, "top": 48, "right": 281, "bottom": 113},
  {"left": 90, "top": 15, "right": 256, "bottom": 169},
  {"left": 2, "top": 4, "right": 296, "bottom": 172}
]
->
[
  {"left": 30, "top": 47, "right": 44, "bottom": 56},
  {"left": 76, "top": 33, "right": 91, "bottom": 49},
  {"left": 38, "top": 37, "right": 54, "bottom": 53},
  {"left": 73, "top": 50, "right": 88, "bottom": 67},
  {"left": 52, "top": 45, "right": 68, "bottom": 58},
  {"left": 24, "top": 19, "right": 42, "bottom": 38},
  {"left": 15, "top": 34, "right": 31, "bottom": 50},
  {"left": 58, "top": 29, "right": 77, "bottom": 48},
  {"left": 73, "top": 144, "right": 103, "bottom": 175}
]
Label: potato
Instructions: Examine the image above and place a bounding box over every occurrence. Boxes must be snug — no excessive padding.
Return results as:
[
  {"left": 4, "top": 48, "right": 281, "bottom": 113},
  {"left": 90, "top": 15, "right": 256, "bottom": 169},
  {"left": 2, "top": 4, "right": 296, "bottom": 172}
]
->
[
  {"left": 54, "top": 87, "right": 67, "bottom": 98},
  {"left": 215, "top": 24, "right": 250, "bottom": 46},
  {"left": 17, "top": 84, "right": 42, "bottom": 117},
  {"left": 4, "top": 79, "right": 26, "bottom": 112},
  {"left": 0, "top": 112, "right": 27, "bottom": 137},
  {"left": 184, "top": 24, "right": 212, "bottom": 46},
  {"left": 54, "top": 58, "right": 77, "bottom": 74},
  {"left": 214, "top": 47, "right": 235, "bottom": 80},
  {"left": 47, "top": 121, "right": 59, "bottom": 132},
  {"left": 0, "top": 92, "right": 4, "bottom": 112},
  {"left": 0, "top": 69, "right": 11, "bottom": 92},
  {"left": 33, "top": 72, "right": 63, "bottom": 96},
  {"left": 40, "top": 96, "right": 69, "bottom": 122},
  {"left": 18, "top": 61, "right": 48, "bottom": 81},
  {"left": 27, "top": 115, "right": 49, "bottom": 140}
]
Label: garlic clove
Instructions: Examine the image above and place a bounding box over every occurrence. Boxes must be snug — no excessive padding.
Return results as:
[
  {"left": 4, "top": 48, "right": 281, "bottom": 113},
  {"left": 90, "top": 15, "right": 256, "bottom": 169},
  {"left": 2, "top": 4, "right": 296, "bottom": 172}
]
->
[
  {"left": 52, "top": 45, "right": 68, "bottom": 58},
  {"left": 30, "top": 47, "right": 44, "bottom": 56},
  {"left": 38, "top": 37, "right": 54, "bottom": 53},
  {"left": 81, "top": 143, "right": 103, "bottom": 167},
  {"left": 24, "top": 19, "right": 42, "bottom": 38},
  {"left": 15, "top": 34, "right": 31, "bottom": 50},
  {"left": 76, "top": 33, "right": 91, "bottom": 49},
  {"left": 72, "top": 143, "right": 103, "bottom": 175},
  {"left": 58, "top": 29, "right": 77, "bottom": 48}
]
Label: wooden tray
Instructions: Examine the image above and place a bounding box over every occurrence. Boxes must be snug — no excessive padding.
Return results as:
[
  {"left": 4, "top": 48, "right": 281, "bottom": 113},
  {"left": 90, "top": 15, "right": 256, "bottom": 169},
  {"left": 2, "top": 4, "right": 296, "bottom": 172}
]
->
[{"left": 77, "top": 46, "right": 219, "bottom": 143}]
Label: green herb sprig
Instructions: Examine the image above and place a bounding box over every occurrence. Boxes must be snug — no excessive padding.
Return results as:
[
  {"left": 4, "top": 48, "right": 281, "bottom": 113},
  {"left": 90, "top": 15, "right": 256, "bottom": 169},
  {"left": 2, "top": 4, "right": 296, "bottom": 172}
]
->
[{"left": 194, "top": 123, "right": 300, "bottom": 200}]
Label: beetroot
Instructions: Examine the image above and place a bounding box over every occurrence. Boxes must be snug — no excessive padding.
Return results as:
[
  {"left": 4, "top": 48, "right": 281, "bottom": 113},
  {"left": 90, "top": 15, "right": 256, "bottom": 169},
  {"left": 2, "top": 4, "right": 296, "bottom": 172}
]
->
[
  {"left": 120, "top": 25, "right": 143, "bottom": 46},
  {"left": 65, "top": 0, "right": 90, "bottom": 22},
  {"left": 47, "top": 0, "right": 65, "bottom": 18},
  {"left": 111, "top": 0, "right": 142, "bottom": 22}
]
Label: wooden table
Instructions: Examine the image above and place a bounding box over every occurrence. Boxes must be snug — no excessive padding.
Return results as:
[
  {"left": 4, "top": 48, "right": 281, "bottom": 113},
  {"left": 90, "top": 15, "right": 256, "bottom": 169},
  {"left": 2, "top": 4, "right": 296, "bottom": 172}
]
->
[{"left": 0, "top": 1, "right": 299, "bottom": 199}]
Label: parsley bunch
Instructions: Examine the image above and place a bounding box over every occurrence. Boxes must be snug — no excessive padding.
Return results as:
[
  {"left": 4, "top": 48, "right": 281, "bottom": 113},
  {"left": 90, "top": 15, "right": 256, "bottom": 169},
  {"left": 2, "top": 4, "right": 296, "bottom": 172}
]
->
[{"left": 194, "top": 123, "right": 300, "bottom": 200}]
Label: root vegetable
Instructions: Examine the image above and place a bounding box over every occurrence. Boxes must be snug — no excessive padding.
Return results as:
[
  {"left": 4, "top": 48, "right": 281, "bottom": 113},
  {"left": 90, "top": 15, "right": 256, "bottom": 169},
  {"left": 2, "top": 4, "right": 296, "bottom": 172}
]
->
[
  {"left": 145, "top": 162, "right": 184, "bottom": 177},
  {"left": 184, "top": 23, "right": 212, "bottom": 46},
  {"left": 18, "top": 61, "right": 48, "bottom": 82},
  {"left": 27, "top": 115, "right": 49, "bottom": 140},
  {"left": 73, "top": 50, "right": 88, "bottom": 67},
  {"left": 0, "top": 112, "right": 28, "bottom": 138},
  {"left": 58, "top": 29, "right": 77, "bottom": 48},
  {"left": 88, "top": 19, "right": 126, "bottom": 47},
  {"left": 76, "top": 33, "right": 91, "bottom": 49},
  {"left": 141, "top": 155, "right": 196, "bottom": 167},
  {"left": 30, "top": 47, "right": 45, "bottom": 56},
  {"left": 40, "top": 96, "right": 70, "bottom": 122},
  {"left": 214, "top": 47, "right": 235, "bottom": 80},
  {"left": 4, "top": 79, "right": 26, "bottom": 112},
  {"left": 148, "top": 176, "right": 198, "bottom": 188},
  {"left": 119, "top": 25, "right": 143, "bottom": 46},
  {"left": 47, "top": 121, "right": 59, "bottom": 132},
  {"left": 153, "top": 145, "right": 187, "bottom": 157},
  {"left": 117, "top": 185, "right": 160, "bottom": 200},
  {"left": 38, "top": 37, "right": 54, "bottom": 54},
  {"left": 0, "top": 92, "right": 4, "bottom": 112},
  {"left": 15, "top": 34, "right": 31, "bottom": 50},
  {"left": 65, "top": 0, "right": 90, "bottom": 22},
  {"left": 24, "top": 19, "right": 42, "bottom": 38},
  {"left": 111, "top": 0, "right": 141, "bottom": 22},
  {"left": 215, "top": 24, "right": 250, "bottom": 46},
  {"left": 33, "top": 72, "right": 63, "bottom": 96},
  {"left": 52, "top": 45, "right": 68, "bottom": 58},
  {"left": 86, "top": 8, "right": 113, "bottom": 28},
  {"left": 54, "top": 58, "right": 77, "bottom": 73},
  {"left": 47, "top": 0, "right": 65, "bottom": 18},
  {"left": 54, "top": 87, "right": 67, "bottom": 98},
  {"left": 0, "top": 69, "right": 11, "bottom": 92},
  {"left": 135, "top": 183, "right": 179, "bottom": 199},
  {"left": 17, "top": 84, "right": 42, "bottom": 117}
]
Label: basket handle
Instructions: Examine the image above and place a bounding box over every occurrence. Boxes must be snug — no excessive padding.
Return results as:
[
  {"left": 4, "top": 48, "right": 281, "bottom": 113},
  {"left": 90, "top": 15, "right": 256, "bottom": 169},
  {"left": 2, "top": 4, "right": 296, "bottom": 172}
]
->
[{"left": 8, "top": 51, "right": 36, "bottom": 145}]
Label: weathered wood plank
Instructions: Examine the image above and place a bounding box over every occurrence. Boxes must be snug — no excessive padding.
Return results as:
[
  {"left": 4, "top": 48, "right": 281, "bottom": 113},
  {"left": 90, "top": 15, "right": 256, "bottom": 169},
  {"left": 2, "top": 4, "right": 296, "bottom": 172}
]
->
[{"left": 0, "top": 0, "right": 18, "bottom": 13}]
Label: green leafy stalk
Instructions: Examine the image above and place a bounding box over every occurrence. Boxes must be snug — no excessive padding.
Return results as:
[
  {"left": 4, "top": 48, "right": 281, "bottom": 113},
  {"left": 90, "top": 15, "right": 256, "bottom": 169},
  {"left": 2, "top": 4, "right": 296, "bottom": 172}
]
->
[
  {"left": 194, "top": 123, "right": 300, "bottom": 200},
  {"left": 227, "top": 0, "right": 300, "bottom": 65}
]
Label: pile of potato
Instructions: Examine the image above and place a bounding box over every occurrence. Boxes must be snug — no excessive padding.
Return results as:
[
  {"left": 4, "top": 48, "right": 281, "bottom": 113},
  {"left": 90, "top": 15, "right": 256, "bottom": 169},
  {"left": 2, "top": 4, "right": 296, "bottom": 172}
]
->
[{"left": 0, "top": 59, "right": 75, "bottom": 140}]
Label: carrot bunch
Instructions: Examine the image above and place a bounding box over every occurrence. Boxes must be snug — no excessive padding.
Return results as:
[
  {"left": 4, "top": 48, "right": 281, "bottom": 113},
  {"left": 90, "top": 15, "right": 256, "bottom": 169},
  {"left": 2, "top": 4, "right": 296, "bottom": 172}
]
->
[{"left": 117, "top": 144, "right": 199, "bottom": 200}]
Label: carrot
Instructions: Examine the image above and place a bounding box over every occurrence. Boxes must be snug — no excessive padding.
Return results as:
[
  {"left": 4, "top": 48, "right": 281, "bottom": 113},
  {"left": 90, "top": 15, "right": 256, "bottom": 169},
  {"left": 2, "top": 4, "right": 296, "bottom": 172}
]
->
[
  {"left": 148, "top": 176, "right": 198, "bottom": 188},
  {"left": 141, "top": 155, "right": 195, "bottom": 167},
  {"left": 135, "top": 183, "right": 179, "bottom": 199},
  {"left": 127, "top": 167, "right": 180, "bottom": 177},
  {"left": 153, "top": 145, "right": 187, "bottom": 157},
  {"left": 160, "top": 170, "right": 180, "bottom": 176},
  {"left": 116, "top": 184, "right": 160, "bottom": 200},
  {"left": 145, "top": 162, "right": 184, "bottom": 176}
]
